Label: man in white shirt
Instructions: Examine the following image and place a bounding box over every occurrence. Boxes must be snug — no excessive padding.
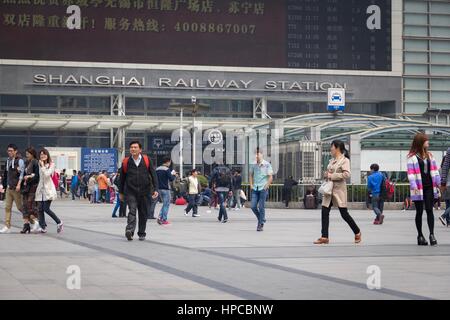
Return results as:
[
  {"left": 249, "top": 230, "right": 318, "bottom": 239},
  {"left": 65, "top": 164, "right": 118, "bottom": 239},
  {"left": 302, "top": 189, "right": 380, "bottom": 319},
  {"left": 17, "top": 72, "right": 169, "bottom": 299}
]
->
[{"left": 184, "top": 169, "right": 201, "bottom": 217}]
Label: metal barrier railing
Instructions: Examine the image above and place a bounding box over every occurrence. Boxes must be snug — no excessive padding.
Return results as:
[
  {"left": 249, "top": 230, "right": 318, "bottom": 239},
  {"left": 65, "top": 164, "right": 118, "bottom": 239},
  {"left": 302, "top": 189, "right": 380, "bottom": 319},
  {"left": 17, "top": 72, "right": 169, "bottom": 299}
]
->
[{"left": 240, "top": 183, "right": 411, "bottom": 203}]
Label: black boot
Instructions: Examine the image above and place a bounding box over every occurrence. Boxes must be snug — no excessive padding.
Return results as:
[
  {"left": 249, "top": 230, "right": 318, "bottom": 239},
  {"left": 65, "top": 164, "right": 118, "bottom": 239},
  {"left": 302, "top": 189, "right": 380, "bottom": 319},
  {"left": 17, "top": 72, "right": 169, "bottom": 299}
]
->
[
  {"left": 429, "top": 234, "right": 437, "bottom": 246},
  {"left": 417, "top": 235, "right": 428, "bottom": 246},
  {"left": 20, "top": 223, "right": 31, "bottom": 234}
]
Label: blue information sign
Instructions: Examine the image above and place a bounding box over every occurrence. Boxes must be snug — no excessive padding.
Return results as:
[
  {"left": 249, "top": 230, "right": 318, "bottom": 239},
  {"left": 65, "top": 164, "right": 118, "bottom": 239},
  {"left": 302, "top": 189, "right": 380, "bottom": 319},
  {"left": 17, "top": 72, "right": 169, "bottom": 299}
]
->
[
  {"left": 81, "top": 148, "right": 117, "bottom": 174},
  {"left": 327, "top": 88, "right": 346, "bottom": 112}
]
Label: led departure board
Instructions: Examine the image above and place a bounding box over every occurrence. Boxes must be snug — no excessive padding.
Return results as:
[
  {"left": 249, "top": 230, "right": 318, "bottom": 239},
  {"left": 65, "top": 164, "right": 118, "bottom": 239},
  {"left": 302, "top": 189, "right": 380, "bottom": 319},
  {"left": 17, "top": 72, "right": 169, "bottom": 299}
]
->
[{"left": 0, "top": 0, "right": 391, "bottom": 71}]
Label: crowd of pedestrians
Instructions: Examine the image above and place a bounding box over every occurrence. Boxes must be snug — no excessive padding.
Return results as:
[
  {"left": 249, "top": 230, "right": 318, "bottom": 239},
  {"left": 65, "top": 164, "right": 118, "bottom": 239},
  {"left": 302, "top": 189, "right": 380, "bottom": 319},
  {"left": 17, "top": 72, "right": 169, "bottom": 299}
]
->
[{"left": 0, "top": 134, "right": 448, "bottom": 247}]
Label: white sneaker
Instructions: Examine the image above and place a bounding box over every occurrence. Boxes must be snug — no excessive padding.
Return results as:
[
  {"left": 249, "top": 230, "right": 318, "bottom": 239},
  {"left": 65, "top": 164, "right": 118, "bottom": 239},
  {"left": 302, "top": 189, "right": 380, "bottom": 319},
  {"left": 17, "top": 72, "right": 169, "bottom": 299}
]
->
[
  {"left": 0, "top": 226, "right": 11, "bottom": 233},
  {"left": 193, "top": 213, "right": 201, "bottom": 217},
  {"left": 31, "top": 221, "right": 40, "bottom": 232},
  {"left": 184, "top": 209, "right": 189, "bottom": 216},
  {"left": 57, "top": 222, "right": 64, "bottom": 234}
]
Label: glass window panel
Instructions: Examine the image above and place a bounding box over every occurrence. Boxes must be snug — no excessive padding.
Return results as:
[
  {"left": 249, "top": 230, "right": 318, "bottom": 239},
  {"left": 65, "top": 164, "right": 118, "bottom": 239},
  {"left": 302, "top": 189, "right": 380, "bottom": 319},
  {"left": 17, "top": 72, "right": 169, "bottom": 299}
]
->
[
  {"left": 404, "top": 90, "right": 428, "bottom": 102},
  {"left": 431, "top": 65, "right": 450, "bottom": 75},
  {"left": 88, "top": 97, "right": 110, "bottom": 114},
  {"left": 0, "top": 135, "right": 28, "bottom": 153},
  {"left": 404, "top": 52, "right": 428, "bottom": 63},
  {"left": 58, "top": 96, "right": 87, "bottom": 108},
  {"left": 431, "top": 79, "right": 450, "bottom": 90},
  {"left": 431, "top": 53, "right": 450, "bottom": 64},
  {"left": 404, "top": 64, "right": 428, "bottom": 75},
  {"left": 430, "top": 91, "right": 450, "bottom": 102},
  {"left": 430, "top": 15, "right": 450, "bottom": 26},
  {"left": 404, "top": 25, "right": 428, "bottom": 37},
  {"left": 430, "top": 103, "right": 450, "bottom": 110},
  {"left": 404, "top": 78, "right": 428, "bottom": 90},
  {"left": 404, "top": 13, "right": 428, "bottom": 25},
  {"left": 30, "top": 95, "right": 57, "bottom": 108},
  {"left": 1, "top": 94, "right": 28, "bottom": 107},
  {"left": 404, "top": 103, "right": 428, "bottom": 113},
  {"left": 404, "top": 39, "right": 428, "bottom": 51},
  {"left": 430, "top": 40, "right": 450, "bottom": 52},
  {"left": 430, "top": 2, "right": 450, "bottom": 14},
  {"left": 125, "top": 97, "right": 145, "bottom": 115},
  {"left": 404, "top": 1, "right": 428, "bottom": 12},
  {"left": 126, "top": 98, "right": 144, "bottom": 108},
  {"left": 430, "top": 27, "right": 450, "bottom": 38}
]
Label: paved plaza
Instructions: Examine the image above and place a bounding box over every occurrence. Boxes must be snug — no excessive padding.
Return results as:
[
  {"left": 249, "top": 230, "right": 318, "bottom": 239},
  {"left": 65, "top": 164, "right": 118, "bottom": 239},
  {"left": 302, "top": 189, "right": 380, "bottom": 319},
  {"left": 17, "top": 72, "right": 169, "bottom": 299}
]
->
[{"left": 0, "top": 199, "right": 449, "bottom": 300}]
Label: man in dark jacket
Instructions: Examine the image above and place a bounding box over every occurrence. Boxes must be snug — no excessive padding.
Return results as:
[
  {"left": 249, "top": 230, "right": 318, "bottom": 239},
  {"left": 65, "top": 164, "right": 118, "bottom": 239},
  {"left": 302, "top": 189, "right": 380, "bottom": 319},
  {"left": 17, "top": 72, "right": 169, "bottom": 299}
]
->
[
  {"left": 211, "top": 164, "right": 233, "bottom": 223},
  {"left": 231, "top": 169, "right": 243, "bottom": 210},
  {"left": 119, "top": 141, "right": 159, "bottom": 241},
  {"left": 282, "top": 176, "right": 298, "bottom": 208}
]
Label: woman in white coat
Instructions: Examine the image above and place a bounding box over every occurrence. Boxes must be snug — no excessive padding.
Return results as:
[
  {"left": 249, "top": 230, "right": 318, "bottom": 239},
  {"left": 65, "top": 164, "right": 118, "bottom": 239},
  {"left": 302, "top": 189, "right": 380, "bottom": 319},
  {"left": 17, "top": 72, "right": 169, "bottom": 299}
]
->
[{"left": 35, "top": 148, "right": 63, "bottom": 234}]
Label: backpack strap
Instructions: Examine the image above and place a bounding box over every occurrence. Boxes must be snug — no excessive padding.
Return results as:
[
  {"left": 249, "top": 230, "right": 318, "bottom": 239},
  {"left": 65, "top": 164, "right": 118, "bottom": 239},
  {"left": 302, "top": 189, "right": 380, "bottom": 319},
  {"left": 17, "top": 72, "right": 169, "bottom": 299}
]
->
[
  {"left": 142, "top": 155, "right": 150, "bottom": 170},
  {"left": 122, "top": 155, "right": 150, "bottom": 174},
  {"left": 122, "top": 157, "right": 130, "bottom": 174}
]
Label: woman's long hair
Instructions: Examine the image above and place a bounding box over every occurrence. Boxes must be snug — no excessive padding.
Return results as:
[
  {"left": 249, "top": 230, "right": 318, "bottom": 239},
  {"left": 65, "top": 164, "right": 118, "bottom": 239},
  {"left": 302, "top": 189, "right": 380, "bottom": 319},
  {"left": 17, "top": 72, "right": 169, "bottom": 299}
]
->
[
  {"left": 39, "top": 148, "right": 52, "bottom": 165},
  {"left": 331, "top": 140, "right": 350, "bottom": 159},
  {"left": 25, "top": 147, "right": 37, "bottom": 160},
  {"left": 408, "top": 133, "right": 429, "bottom": 159}
]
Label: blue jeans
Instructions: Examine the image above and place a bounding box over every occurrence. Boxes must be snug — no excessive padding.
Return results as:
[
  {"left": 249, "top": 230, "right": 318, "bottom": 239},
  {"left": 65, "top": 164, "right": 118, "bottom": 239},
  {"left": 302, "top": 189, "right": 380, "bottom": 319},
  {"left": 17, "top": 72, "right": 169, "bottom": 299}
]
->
[
  {"left": 112, "top": 192, "right": 120, "bottom": 217},
  {"left": 251, "top": 189, "right": 268, "bottom": 225},
  {"left": 186, "top": 194, "right": 199, "bottom": 215},
  {"left": 71, "top": 187, "right": 79, "bottom": 200},
  {"left": 159, "top": 189, "right": 171, "bottom": 221},
  {"left": 147, "top": 193, "right": 158, "bottom": 219},
  {"left": 442, "top": 200, "right": 450, "bottom": 221},
  {"left": 371, "top": 195, "right": 383, "bottom": 219},
  {"left": 218, "top": 191, "right": 228, "bottom": 221}
]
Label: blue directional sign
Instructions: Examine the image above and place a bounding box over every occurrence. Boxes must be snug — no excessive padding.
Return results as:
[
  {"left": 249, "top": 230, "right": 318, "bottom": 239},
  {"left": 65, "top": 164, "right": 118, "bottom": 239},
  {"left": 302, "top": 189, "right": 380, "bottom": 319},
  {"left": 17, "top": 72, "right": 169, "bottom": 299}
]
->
[{"left": 81, "top": 148, "right": 117, "bottom": 174}]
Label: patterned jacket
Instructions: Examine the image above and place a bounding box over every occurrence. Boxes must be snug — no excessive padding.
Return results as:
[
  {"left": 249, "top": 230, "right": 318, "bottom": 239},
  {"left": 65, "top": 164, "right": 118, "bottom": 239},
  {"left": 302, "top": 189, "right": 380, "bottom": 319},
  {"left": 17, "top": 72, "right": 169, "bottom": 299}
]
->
[{"left": 407, "top": 154, "right": 441, "bottom": 201}]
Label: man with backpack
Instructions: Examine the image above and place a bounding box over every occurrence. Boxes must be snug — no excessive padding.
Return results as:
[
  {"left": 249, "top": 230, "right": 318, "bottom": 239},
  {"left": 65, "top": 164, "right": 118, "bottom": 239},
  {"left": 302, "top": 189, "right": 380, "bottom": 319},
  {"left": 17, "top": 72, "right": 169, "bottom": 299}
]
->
[
  {"left": 119, "top": 141, "right": 159, "bottom": 241},
  {"left": 211, "top": 164, "right": 233, "bottom": 223},
  {"left": 368, "top": 163, "right": 386, "bottom": 225}
]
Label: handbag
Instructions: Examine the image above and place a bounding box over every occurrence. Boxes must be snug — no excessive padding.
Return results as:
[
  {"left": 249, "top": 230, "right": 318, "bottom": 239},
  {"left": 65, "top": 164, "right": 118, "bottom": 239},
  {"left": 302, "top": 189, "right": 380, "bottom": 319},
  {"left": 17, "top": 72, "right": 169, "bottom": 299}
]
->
[
  {"left": 318, "top": 180, "right": 333, "bottom": 196},
  {"left": 318, "top": 157, "right": 345, "bottom": 196}
]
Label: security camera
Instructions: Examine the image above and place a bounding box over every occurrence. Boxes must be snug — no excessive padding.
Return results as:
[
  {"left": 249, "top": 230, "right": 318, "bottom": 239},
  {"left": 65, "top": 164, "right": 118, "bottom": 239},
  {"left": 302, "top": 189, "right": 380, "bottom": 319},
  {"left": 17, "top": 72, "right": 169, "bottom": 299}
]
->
[{"left": 191, "top": 96, "right": 197, "bottom": 104}]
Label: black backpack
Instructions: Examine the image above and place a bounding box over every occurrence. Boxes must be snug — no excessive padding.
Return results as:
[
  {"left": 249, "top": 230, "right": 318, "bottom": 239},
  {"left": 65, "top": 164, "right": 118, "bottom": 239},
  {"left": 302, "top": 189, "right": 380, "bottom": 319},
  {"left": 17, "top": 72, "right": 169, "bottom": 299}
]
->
[{"left": 212, "top": 166, "right": 232, "bottom": 188}]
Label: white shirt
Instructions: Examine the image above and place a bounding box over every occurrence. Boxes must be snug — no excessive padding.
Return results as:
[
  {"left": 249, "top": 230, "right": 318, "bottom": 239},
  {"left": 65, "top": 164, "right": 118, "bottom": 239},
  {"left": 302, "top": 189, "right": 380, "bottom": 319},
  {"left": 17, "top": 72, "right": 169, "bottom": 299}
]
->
[{"left": 132, "top": 154, "right": 142, "bottom": 167}]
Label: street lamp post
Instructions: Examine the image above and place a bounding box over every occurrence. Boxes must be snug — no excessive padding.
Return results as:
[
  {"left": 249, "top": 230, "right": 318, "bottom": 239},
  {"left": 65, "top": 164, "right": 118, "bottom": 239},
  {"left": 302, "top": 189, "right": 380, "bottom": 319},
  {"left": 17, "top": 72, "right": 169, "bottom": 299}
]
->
[{"left": 169, "top": 101, "right": 209, "bottom": 178}]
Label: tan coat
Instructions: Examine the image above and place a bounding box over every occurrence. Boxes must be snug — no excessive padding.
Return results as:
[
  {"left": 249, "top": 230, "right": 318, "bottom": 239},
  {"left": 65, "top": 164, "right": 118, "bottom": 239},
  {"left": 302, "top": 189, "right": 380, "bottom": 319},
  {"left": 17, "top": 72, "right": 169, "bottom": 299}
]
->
[{"left": 322, "top": 156, "right": 350, "bottom": 208}]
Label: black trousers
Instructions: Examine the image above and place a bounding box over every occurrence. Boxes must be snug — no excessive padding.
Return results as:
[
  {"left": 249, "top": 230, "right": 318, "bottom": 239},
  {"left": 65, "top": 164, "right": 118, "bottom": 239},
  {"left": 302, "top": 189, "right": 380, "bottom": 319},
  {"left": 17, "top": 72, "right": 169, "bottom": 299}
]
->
[
  {"left": 119, "top": 200, "right": 127, "bottom": 217},
  {"left": 125, "top": 193, "right": 149, "bottom": 237},
  {"left": 38, "top": 200, "right": 61, "bottom": 229},
  {"left": 321, "top": 201, "right": 360, "bottom": 238},
  {"left": 283, "top": 188, "right": 292, "bottom": 207},
  {"left": 414, "top": 187, "right": 435, "bottom": 237},
  {"left": 100, "top": 189, "right": 107, "bottom": 202}
]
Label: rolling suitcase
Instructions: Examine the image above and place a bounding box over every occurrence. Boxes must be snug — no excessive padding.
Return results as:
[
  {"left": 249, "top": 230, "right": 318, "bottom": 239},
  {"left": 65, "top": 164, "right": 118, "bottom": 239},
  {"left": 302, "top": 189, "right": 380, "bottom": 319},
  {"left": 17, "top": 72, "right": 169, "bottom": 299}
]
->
[{"left": 304, "top": 194, "right": 316, "bottom": 209}]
